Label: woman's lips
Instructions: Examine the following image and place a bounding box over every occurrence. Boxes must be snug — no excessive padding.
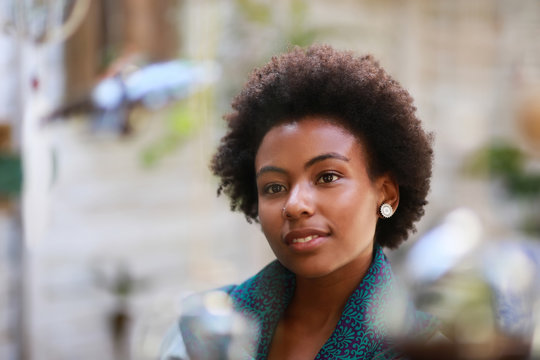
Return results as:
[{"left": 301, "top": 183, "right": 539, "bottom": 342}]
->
[
  {"left": 291, "top": 235, "right": 319, "bottom": 244},
  {"left": 284, "top": 229, "right": 329, "bottom": 250}
]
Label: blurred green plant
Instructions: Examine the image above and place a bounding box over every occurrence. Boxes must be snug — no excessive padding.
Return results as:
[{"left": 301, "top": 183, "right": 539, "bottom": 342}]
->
[
  {"left": 236, "top": 0, "right": 272, "bottom": 24},
  {"left": 463, "top": 141, "right": 540, "bottom": 198},
  {"left": 463, "top": 141, "right": 540, "bottom": 236},
  {"left": 234, "top": 0, "right": 335, "bottom": 48},
  {"left": 286, "top": 0, "right": 323, "bottom": 47},
  {"left": 0, "top": 153, "right": 23, "bottom": 197},
  {"left": 141, "top": 99, "right": 200, "bottom": 167}
]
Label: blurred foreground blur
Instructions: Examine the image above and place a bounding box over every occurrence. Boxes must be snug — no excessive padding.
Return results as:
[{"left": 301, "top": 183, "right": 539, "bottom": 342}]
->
[
  {"left": 157, "top": 208, "right": 540, "bottom": 360},
  {"left": 399, "top": 208, "right": 540, "bottom": 360},
  {"left": 0, "top": 0, "right": 539, "bottom": 359}
]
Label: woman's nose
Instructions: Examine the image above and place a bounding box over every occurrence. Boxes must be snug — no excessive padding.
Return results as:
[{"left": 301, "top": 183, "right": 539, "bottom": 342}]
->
[{"left": 282, "top": 183, "right": 314, "bottom": 219}]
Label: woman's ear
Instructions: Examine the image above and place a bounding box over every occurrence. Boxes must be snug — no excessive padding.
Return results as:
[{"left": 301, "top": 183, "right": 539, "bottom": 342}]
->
[{"left": 376, "top": 174, "right": 399, "bottom": 217}]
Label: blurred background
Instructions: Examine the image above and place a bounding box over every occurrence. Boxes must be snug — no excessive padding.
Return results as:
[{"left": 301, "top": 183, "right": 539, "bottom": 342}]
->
[{"left": 0, "top": 0, "right": 539, "bottom": 359}]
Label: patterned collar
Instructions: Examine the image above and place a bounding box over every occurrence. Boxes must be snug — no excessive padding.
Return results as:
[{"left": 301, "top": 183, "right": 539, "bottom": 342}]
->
[{"left": 227, "top": 245, "right": 438, "bottom": 359}]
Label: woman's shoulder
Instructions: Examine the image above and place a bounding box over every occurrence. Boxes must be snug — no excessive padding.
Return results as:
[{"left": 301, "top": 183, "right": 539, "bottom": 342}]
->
[{"left": 225, "top": 260, "right": 293, "bottom": 297}]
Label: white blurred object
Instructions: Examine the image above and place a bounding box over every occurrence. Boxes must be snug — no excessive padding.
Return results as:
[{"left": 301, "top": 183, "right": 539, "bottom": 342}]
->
[
  {"left": 405, "top": 207, "right": 483, "bottom": 284},
  {"left": 90, "top": 60, "right": 220, "bottom": 111},
  {"left": 1, "top": 0, "right": 91, "bottom": 45},
  {"left": 47, "top": 60, "right": 221, "bottom": 133},
  {"left": 159, "top": 290, "right": 258, "bottom": 360},
  {"left": 481, "top": 241, "right": 539, "bottom": 338},
  {"left": 92, "top": 77, "right": 125, "bottom": 111},
  {"left": 123, "top": 60, "right": 220, "bottom": 110}
]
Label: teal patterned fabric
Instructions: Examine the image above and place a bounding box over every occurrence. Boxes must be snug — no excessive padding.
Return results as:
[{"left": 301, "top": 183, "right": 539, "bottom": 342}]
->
[{"left": 224, "top": 245, "right": 439, "bottom": 359}]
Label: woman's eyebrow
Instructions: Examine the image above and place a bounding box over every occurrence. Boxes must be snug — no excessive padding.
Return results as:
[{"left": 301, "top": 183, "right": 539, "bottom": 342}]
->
[
  {"left": 256, "top": 166, "right": 287, "bottom": 178},
  {"left": 305, "top": 153, "right": 349, "bottom": 169},
  {"left": 256, "top": 153, "right": 349, "bottom": 178}
]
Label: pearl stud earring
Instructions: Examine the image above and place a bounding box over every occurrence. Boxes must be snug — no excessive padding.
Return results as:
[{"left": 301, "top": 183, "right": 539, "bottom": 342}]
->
[{"left": 380, "top": 203, "right": 393, "bottom": 218}]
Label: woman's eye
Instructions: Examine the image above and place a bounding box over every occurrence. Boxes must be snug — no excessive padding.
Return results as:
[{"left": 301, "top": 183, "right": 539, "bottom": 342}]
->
[
  {"left": 317, "top": 173, "right": 339, "bottom": 184},
  {"left": 265, "top": 184, "right": 285, "bottom": 194}
]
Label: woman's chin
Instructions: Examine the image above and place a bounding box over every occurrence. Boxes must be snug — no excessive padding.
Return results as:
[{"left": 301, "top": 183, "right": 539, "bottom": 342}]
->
[{"left": 281, "top": 260, "right": 336, "bottom": 280}]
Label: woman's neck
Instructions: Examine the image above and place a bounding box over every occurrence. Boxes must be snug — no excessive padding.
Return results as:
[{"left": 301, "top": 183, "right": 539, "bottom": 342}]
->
[
  {"left": 285, "top": 247, "right": 375, "bottom": 328},
  {"left": 266, "top": 247, "right": 376, "bottom": 360}
]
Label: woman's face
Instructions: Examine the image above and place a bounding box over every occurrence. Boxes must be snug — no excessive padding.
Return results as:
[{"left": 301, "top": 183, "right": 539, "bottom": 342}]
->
[{"left": 255, "top": 117, "right": 397, "bottom": 279}]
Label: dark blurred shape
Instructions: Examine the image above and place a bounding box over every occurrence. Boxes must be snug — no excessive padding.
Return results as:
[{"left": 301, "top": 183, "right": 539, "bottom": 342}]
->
[
  {"left": 63, "top": 0, "right": 181, "bottom": 108},
  {"left": 517, "top": 91, "right": 540, "bottom": 153},
  {"left": 401, "top": 336, "right": 530, "bottom": 360},
  {"left": 93, "top": 261, "right": 146, "bottom": 360},
  {"left": 110, "top": 310, "right": 131, "bottom": 360},
  {"left": 0, "top": 123, "right": 12, "bottom": 151},
  {"left": 121, "top": 0, "right": 181, "bottom": 63}
]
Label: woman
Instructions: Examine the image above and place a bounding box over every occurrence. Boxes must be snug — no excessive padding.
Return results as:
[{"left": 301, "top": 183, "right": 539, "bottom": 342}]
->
[{"left": 162, "top": 44, "right": 439, "bottom": 360}]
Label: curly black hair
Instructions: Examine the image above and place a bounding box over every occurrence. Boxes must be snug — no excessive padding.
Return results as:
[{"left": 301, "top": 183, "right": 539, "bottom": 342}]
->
[{"left": 211, "top": 44, "right": 433, "bottom": 248}]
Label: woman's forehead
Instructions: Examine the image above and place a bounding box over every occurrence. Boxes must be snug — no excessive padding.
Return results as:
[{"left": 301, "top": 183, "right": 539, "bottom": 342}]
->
[{"left": 255, "top": 117, "right": 368, "bottom": 166}]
